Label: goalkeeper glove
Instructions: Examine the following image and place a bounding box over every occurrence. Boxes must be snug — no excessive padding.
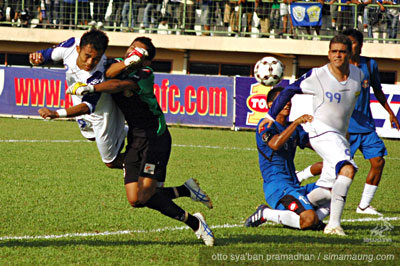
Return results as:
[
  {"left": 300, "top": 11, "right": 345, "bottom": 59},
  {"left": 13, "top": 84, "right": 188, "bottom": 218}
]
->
[
  {"left": 66, "top": 82, "right": 95, "bottom": 96},
  {"left": 124, "top": 47, "right": 148, "bottom": 69}
]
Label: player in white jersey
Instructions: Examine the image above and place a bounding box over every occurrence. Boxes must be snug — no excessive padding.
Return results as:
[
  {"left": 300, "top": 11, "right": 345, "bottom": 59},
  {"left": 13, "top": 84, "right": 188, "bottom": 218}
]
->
[
  {"left": 264, "top": 35, "right": 363, "bottom": 236},
  {"left": 32, "top": 29, "right": 126, "bottom": 169}
]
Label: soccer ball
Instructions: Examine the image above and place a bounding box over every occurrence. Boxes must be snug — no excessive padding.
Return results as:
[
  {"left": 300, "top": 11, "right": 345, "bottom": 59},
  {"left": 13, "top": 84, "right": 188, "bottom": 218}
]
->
[{"left": 254, "top": 56, "right": 285, "bottom": 86}]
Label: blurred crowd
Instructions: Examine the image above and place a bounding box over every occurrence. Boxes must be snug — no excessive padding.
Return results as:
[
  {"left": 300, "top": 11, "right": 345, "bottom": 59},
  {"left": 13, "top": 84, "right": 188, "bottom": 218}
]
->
[{"left": 0, "top": 0, "right": 399, "bottom": 42}]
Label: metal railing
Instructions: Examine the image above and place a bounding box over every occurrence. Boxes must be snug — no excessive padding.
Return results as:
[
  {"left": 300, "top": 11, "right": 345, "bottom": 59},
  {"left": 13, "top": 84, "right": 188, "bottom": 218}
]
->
[{"left": 0, "top": 1, "right": 399, "bottom": 43}]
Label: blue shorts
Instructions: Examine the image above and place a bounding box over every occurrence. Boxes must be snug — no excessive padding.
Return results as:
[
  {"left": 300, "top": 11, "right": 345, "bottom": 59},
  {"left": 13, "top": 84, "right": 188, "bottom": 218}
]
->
[
  {"left": 349, "top": 132, "right": 387, "bottom": 159},
  {"left": 264, "top": 182, "right": 318, "bottom": 214}
]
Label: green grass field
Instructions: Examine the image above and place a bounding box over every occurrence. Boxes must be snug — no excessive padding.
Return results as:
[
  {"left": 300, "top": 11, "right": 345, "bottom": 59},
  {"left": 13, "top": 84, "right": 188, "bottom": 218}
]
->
[{"left": 0, "top": 117, "right": 398, "bottom": 265}]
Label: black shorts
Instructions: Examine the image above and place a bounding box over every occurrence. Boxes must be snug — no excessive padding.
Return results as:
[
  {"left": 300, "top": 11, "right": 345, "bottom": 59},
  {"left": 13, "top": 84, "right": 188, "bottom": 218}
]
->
[{"left": 123, "top": 129, "right": 171, "bottom": 185}]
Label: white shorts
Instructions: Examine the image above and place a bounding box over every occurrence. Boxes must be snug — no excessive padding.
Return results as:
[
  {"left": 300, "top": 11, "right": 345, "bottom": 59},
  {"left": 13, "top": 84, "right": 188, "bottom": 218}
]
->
[
  {"left": 309, "top": 130, "right": 357, "bottom": 188},
  {"left": 280, "top": 3, "right": 290, "bottom": 16}
]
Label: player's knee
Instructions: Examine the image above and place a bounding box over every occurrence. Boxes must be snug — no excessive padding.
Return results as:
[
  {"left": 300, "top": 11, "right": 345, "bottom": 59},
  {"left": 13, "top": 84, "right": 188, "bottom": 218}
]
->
[
  {"left": 338, "top": 163, "right": 356, "bottom": 178},
  {"left": 299, "top": 210, "right": 319, "bottom": 229},
  {"left": 128, "top": 199, "right": 145, "bottom": 208},
  {"left": 105, "top": 161, "right": 123, "bottom": 169},
  {"left": 370, "top": 156, "right": 385, "bottom": 170}
]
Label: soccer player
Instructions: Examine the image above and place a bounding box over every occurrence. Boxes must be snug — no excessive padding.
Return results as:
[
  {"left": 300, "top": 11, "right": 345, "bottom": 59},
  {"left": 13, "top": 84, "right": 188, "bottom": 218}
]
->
[
  {"left": 32, "top": 29, "right": 126, "bottom": 169},
  {"left": 297, "top": 30, "right": 400, "bottom": 216},
  {"left": 66, "top": 37, "right": 215, "bottom": 246},
  {"left": 261, "top": 35, "right": 363, "bottom": 236},
  {"left": 244, "top": 87, "right": 330, "bottom": 230},
  {"left": 342, "top": 29, "right": 400, "bottom": 215}
]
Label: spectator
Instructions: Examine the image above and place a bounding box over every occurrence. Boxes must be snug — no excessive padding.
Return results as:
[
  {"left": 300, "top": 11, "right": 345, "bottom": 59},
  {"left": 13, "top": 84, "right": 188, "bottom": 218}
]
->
[
  {"left": 110, "top": 0, "right": 123, "bottom": 31},
  {"left": 329, "top": 0, "right": 357, "bottom": 31},
  {"left": 367, "top": 0, "right": 387, "bottom": 42},
  {"left": 385, "top": 0, "right": 399, "bottom": 42},
  {"left": 122, "top": 1, "right": 139, "bottom": 31},
  {"left": 255, "top": 0, "right": 273, "bottom": 37},
  {"left": 279, "top": 0, "right": 294, "bottom": 38},
  {"left": 79, "top": 0, "right": 90, "bottom": 26},
  {"left": 60, "top": 0, "right": 75, "bottom": 29},
  {"left": 91, "top": 0, "right": 107, "bottom": 28},
  {"left": 200, "top": 0, "right": 216, "bottom": 36},
  {"left": 142, "top": 0, "right": 163, "bottom": 32},
  {"left": 223, "top": 0, "right": 239, "bottom": 35},
  {"left": 239, "top": 0, "right": 255, "bottom": 36},
  {"left": 270, "top": 0, "right": 281, "bottom": 36}
]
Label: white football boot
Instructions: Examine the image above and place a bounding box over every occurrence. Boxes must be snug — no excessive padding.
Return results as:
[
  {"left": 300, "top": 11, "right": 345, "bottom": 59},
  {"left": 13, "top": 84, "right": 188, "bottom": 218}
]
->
[
  {"left": 324, "top": 225, "right": 346, "bottom": 236},
  {"left": 184, "top": 178, "right": 213, "bottom": 209},
  {"left": 356, "top": 205, "right": 383, "bottom": 216},
  {"left": 193, "top": 213, "right": 214, "bottom": 246}
]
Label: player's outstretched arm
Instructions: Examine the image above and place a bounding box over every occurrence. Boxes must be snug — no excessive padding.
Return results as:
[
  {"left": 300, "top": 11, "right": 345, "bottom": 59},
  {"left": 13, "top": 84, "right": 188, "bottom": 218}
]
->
[
  {"left": 38, "top": 103, "right": 90, "bottom": 119},
  {"left": 267, "top": 114, "right": 313, "bottom": 150}
]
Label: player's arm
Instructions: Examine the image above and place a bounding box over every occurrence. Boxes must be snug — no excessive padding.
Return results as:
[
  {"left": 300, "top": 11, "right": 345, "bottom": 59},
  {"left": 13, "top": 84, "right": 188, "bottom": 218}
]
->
[
  {"left": 370, "top": 60, "right": 400, "bottom": 129},
  {"left": 29, "top": 37, "right": 75, "bottom": 66},
  {"left": 372, "top": 87, "right": 400, "bottom": 129},
  {"left": 38, "top": 103, "right": 90, "bottom": 119},
  {"left": 267, "top": 114, "right": 313, "bottom": 150},
  {"left": 105, "top": 47, "right": 148, "bottom": 78}
]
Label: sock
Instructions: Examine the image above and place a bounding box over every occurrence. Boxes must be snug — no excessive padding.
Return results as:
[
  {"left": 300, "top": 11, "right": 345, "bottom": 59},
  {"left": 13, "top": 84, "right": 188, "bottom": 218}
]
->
[
  {"left": 296, "top": 165, "right": 313, "bottom": 183},
  {"left": 145, "top": 191, "right": 198, "bottom": 230},
  {"left": 315, "top": 202, "right": 330, "bottom": 221},
  {"left": 157, "top": 185, "right": 191, "bottom": 199},
  {"left": 328, "top": 175, "right": 353, "bottom": 228},
  {"left": 359, "top": 184, "right": 378, "bottom": 209},
  {"left": 262, "top": 208, "right": 301, "bottom": 229},
  {"left": 307, "top": 187, "right": 331, "bottom": 206}
]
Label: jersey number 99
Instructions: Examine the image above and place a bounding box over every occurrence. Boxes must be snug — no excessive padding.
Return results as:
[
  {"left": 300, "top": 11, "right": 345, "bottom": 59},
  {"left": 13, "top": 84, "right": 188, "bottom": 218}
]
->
[{"left": 326, "top": 92, "right": 341, "bottom": 103}]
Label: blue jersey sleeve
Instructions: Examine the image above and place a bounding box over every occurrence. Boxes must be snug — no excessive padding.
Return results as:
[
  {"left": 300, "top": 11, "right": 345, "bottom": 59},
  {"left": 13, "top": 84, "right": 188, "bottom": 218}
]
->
[
  {"left": 369, "top": 58, "right": 382, "bottom": 90},
  {"left": 37, "top": 37, "right": 76, "bottom": 64},
  {"left": 82, "top": 93, "right": 101, "bottom": 113}
]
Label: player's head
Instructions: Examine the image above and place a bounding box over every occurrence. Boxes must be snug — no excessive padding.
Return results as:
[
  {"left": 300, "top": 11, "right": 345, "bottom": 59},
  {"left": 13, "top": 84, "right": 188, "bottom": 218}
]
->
[
  {"left": 125, "top": 36, "right": 156, "bottom": 66},
  {"left": 341, "top": 29, "right": 363, "bottom": 57},
  {"left": 267, "top": 87, "right": 284, "bottom": 106},
  {"left": 267, "top": 87, "right": 291, "bottom": 117},
  {"left": 328, "top": 35, "right": 352, "bottom": 69},
  {"left": 77, "top": 29, "right": 109, "bottom": 71}
]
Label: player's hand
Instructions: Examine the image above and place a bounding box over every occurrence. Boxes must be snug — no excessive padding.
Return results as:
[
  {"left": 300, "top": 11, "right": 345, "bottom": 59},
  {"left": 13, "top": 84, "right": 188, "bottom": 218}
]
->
[
  {"left": 29, "top": 52, "right": 44, "bottom": 66},
  {"left": 66, "top": 82, "right": 95, "bottom": 96},
  {"left": 124, "top": 47, "right": 148, "bottom": 70},
  {"left": 295, "top": 114, "right": 313, "bottom": 125},
  {"left": 38, "top": 108, "right": 58, "bottom": 119},
  {"left": 390, "top": 114, "right": 400, "bottom": 130},
  {"left": 258, "top": 117, "right": 274, "bottom": 133}
]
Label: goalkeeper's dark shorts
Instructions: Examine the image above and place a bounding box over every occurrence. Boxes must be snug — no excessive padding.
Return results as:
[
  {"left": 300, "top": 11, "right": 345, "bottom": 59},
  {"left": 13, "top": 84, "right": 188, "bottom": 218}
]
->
[{"left": 123, "top": 128, "right": 171, "bottom": 185}]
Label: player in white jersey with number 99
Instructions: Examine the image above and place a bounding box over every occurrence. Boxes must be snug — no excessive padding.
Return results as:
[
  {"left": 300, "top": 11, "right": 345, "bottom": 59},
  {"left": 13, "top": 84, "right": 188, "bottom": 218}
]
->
[{"left": 263, "top": 35, "right": 363, "bottom": 236}]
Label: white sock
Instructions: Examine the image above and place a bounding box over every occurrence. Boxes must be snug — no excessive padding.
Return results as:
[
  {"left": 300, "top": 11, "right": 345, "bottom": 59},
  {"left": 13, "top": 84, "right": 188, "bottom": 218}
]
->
[
  {"left": 328, "top": 175, "right": 353, "bottom": 228},
  {"left": 296, "top": 165, "right": 313, "bottom": 183},
  {"left": 263, "top": 208, "right": 301, "bottom": 229},
  {"left": 359, "top": 184, "right": 378, "bottom": 209},
  {"left": 307, "top": 187, "right": 331, "bottom": 206},
  {"left": 315, "top": 202, "right": 330, "bottom": 221}
]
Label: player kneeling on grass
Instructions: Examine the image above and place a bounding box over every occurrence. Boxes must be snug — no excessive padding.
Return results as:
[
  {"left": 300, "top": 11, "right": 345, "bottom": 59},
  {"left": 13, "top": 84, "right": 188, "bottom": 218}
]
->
[
  {"left": 67, "top": 37, "right": 215, "bottom": 246},
  {"left": 245, "top": 87, "right": 330, "bottom": 230}
]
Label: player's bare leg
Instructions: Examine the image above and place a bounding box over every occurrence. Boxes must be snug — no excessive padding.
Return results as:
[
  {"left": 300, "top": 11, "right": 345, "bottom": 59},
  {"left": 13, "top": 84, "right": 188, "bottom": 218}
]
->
[{"left": 357, "top": 156, "right": 384, "bottom": 215}]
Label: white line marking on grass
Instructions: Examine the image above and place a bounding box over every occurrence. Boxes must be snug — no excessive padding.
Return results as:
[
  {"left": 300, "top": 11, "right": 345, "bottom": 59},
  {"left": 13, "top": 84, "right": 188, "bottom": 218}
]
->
[
  {"left": 2, "top": 140, "right": 400, "bottom": 161},
  {"left": 0, "top": 217, "right": 398, "bottom": 241}
]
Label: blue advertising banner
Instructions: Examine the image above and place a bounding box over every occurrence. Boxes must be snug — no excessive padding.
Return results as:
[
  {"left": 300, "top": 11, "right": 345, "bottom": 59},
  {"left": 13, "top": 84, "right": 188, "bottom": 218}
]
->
[
  {"left": 0, "top": 67, "right": 234, "bottom": 127},
  {"left": 290, "top": 2, "right": 323, "bottom": 27},
  {"left": 235, "top": 77, "right": 289, "bottom": 129}
]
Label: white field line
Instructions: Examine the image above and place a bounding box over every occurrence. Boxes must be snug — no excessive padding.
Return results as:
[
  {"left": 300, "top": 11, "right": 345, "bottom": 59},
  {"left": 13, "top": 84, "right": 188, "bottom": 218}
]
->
[
  {"left": 1, "top": 140, "right": 400, "bottom": 160},
  {"left": 0, "top": 217, "right": 398, "bottom": 241}
]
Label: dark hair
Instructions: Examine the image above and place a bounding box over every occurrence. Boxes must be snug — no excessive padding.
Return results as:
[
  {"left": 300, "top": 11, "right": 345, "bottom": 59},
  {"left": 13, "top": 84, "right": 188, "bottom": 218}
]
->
[
  {"left": 341, "top": 29, "right": 363, "bottom": 46},
  {"left": 132, "top": 36, "right": 156, "bottom": 61},
  {"left": 80, "top": 29, "right": 109, "bottom": 54},
  {"left": 267, "top": 87, "right": 284, "bottom": 103},
  {"left": 329, "top": 35, "right": 352, "bottom": 54}
]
